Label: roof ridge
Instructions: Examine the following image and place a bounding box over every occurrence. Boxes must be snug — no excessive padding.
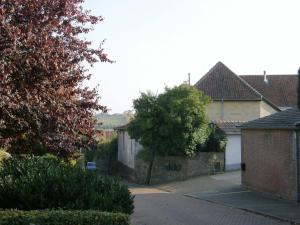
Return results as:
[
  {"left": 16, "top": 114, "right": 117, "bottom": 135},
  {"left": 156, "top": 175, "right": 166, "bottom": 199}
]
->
[
  {"left": 238, "top": 76, "right": 281, "bottom": 110},
  {"left": 237, "top": 76, "right": 263, "bottom": 99},
  {"left": 241, "top": 75, "right": 298, "bottom": 108},
  {"left": 195, "top": 62, "right": 286, "bottom": 107},
  {"left": 240, "top": 74, "right": 297, "bottom": 77},
  {"left": 212, "top": 120, "right": 246, "bottom": 123},
  {"left": 195, "top": 62, "right": 263, "bottom": 100},
  {"left": 194, "top": 61, "right": 225, "bottom": 86}
]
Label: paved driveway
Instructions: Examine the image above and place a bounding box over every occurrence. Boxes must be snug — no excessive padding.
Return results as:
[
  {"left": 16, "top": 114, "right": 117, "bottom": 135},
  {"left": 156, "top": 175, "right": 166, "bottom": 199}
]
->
[{"left": 129, "top": 172, "right": 291, "bottom": 225}]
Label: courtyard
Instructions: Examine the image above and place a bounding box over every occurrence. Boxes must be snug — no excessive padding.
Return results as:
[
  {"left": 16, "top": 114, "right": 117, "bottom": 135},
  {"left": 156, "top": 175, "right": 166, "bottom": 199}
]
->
[{"left": 129, "top": 171, "right": 300, "bottom": 225}]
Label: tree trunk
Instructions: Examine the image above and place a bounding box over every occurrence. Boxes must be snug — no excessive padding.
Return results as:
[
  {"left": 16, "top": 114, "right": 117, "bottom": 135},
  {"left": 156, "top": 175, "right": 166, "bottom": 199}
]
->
[{"left": 145, "top": 149, "right": 155, "bottom": 185}]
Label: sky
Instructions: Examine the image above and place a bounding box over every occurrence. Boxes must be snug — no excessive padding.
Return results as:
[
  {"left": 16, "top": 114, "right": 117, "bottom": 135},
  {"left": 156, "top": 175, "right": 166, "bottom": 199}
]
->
[{"left": 82, "top": 0, "right": 300, "bottom": 113}]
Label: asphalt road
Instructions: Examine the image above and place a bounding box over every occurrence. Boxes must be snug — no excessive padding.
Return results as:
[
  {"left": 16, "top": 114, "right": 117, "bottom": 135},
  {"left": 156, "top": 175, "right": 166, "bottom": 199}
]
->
[{"left": 129, "top": 172, "right": 290, "bottom": 225}]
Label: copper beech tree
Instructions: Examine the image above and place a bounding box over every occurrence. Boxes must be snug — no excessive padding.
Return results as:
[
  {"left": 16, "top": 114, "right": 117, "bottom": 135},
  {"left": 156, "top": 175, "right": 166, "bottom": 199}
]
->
[{"left": 0, "top": 0, "right": 110, "bottom": 158}]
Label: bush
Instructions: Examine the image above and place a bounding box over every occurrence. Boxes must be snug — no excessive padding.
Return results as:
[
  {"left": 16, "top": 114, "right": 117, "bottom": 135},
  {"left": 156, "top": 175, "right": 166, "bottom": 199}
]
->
[
  {"left": 0, "top": 210, "right": 130, "bottom": 225},
  {"left": 199, "top": 123, "right": 227, "bottom": 152},
  {"left": 0, "top": 150, "right": 11, "bottom": 163},
  {"left": 85, "top": 136, "right": 118, "bottom": 162},
  {"left": 0, "top": 155, "right": 134, "bottom": 214},
  {"left": 85, "top": 136, "right": 118, "bottom": 174}
]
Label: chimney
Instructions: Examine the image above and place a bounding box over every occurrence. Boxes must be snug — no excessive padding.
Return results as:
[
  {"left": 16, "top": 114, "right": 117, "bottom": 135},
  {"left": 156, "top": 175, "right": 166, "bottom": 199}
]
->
[
  {"left": 298, "top": 67, "right": 300, "bottom": 110},
  {"left": 263, "top": 70, "right": 268, "bottom": 84}
]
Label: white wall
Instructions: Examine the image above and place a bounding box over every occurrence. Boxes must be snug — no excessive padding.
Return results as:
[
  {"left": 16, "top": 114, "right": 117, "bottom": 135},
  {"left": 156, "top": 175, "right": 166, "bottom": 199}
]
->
[
  {"left": 117, "top": 130, "right": 143, "bottom": 169},
  {"left": 225, "top": 134, "right": 241, "bottom": 171}
]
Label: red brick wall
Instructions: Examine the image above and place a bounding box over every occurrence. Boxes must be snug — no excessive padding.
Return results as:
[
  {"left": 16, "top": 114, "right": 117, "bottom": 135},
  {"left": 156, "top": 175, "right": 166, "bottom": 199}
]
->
[{"left": 241, "top": 129, "right": 296, "bottom": 201}]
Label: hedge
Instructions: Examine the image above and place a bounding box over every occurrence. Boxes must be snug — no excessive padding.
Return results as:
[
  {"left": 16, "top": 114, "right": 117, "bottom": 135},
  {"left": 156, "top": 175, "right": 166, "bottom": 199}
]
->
[
  {"left": 0, "top": 155, "right": 134, "bottom": 214},
  {"left": 0, "top": 210, "right": 130, "bottom": 225}
]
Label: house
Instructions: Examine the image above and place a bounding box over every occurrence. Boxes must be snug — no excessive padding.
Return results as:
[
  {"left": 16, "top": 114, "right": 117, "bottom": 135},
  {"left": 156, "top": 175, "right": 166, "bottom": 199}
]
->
[
  {"left": 241, "top": 108, "right": 300, "bottom": 202},
  {"left": 195, "top": 62, "right": 297, "bottom": 170},
  {"left": 115, "top": 124, "right": 143, "bottom": 177},
  {"left": 115, "top": 125, "right": 225, "bottom": 184}
]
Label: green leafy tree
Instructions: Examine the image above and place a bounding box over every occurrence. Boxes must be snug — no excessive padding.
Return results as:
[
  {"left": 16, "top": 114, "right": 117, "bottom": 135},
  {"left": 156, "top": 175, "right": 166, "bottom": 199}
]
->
[
  {"left": 128, "top": 85, "right": 210, "bottom": 184},
  {"left": 200, "top": 123, "right": 227, "bottom": 152}
]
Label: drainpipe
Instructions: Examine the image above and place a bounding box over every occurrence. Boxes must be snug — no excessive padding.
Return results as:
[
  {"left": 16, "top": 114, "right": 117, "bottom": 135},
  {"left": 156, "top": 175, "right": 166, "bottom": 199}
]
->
[
  {"left": 297, "top": 67, "right": 300, "bottom": 201},
  {"left": 295, "top": 128, "right": 300, "bottom": 202},
  {"left": 221, "top": 98, "right": 224, "bottom": 121},
  {"left": 298, "top": 68, "right": 300, "bottom": 109},
  {"left": 296, "top": 129, "right": 300, "bottom": 202}
]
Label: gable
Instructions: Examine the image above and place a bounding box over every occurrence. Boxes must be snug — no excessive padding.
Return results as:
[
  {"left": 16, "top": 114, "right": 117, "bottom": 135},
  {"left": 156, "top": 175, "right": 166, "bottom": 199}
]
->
[{"left": 195, "top": 62, "right": 262, "bottom": 101}]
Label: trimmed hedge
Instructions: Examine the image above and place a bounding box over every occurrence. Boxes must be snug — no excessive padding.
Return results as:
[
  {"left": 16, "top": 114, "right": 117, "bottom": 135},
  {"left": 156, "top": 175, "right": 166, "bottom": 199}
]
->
[
  {"left": 0, "top": 155, "right": 134, "bottom": 214},
  {"left": 0, "top": 210, "right": 130, "bottom": 225}
]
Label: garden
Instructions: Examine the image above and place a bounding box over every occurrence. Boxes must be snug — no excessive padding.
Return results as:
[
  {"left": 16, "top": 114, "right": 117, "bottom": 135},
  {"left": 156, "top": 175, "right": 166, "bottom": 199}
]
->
[
  {"left": 0, "top": 153, "right": 134, "bottom": 225},
  {"left": 0, "top": 0, "right": 134, "bottom": 224}
]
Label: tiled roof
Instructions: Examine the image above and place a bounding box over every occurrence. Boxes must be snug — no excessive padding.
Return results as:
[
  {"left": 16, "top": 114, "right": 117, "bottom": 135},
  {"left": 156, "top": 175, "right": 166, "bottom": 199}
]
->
[
  {"left": 213, "top": 120, "right": 245, "bottom": 133},
  {"left": 240, "top": 75, "right": 297, "bottom": 108},
  {"left": 195, "top": 62, "right": 263, "bottom": 101},
  {"left": 241, "top": 108, "right": 300, "bottom": 129}
]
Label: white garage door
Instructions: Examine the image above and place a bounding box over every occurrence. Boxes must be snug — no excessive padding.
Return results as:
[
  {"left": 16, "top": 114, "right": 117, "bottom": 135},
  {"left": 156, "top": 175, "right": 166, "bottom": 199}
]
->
[{"left": 225, "top": 134, "right": 241, "bottom": 171}]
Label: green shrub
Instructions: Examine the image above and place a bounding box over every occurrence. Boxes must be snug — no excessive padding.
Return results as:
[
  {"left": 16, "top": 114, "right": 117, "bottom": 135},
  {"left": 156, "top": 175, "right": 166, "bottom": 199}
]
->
[
  {"left": 136, "top": 148, "right": 152, "bottom": 162},
  {"left": 199, "top": 123, "right": 227, "bottom": 152},
  {"left": 0, "top": 155, "right": 134, "bottom": 214},
  {"left": 85, "top": 136, "right": 118, "bottom": 161},
  {"left": 0, "top": 210, "right": 130, "bottom": 225},
  {"left": 85, "top": 136, "right": 118, "bottom": 174}
]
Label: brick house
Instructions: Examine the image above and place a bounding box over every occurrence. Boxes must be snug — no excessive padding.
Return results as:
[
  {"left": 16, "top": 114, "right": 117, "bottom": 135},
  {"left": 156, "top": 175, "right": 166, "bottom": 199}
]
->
[
  {"left": 195, "top": 62, "right": 297, "bottom": 170},
  {"left": 241, "top": 108, "right": 300, "bottom": 202}
]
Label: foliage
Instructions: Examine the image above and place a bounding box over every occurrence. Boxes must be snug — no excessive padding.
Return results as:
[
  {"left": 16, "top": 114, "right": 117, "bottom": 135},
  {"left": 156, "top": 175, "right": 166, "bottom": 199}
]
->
[
  {"left": 85, "top": 135, "right": 118, "bottom": 174},
  {"left": 128, "top": 85, "right": 210, "bottom": 157},
  {"left": 0, "top": 210, "right": 130, "bottom": 225},
  {"left": 85, "top": 134, "right": 118, "bottom": 162},
  {"left": 0, "top": 0, "right": 111, "bottom": 158},
  {"left": 0, "top": 155, "right": 134, "bottom": 214},
  {"left": 199, "top": 123, "right": 227, "bottom": 152},
  {"left": 136, "top": 148, "right": 152, "bottom": 162},
  {"left": 0, "top": 149, "right": 11, "bottom": 163}
]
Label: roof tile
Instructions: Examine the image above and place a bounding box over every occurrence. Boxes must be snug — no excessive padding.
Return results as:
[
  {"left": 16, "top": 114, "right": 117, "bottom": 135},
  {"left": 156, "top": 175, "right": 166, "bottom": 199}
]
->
[
  {"left": 240, "top": 75, "right": 297, "bottom": 108},
  {"left": 195, "top": 62, "right": 262, "bottom": 101},
  {"left": 241, "top": 108, "right": 300, "bottom": 129}
]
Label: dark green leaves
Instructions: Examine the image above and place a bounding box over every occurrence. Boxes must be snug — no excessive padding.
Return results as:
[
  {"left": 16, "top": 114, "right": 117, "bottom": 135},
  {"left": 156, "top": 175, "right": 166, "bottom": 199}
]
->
[
  {"left": 0, "top": 210, "right": 130, "bottom": 225},
  {"left": 0, "top": 155, "right": 134, "bottom": 214},
  {"left": 128, "top": 85, "right": 211, "bottom": 157}
]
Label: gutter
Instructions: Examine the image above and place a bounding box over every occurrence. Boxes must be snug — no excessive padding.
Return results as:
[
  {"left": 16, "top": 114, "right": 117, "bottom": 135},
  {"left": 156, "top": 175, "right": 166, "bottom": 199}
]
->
[
  {"left": 296, "top": 67, "right": 300, "bottom": 202},
  {"left": 296, "top": 130, "right": 300, "bottom": 202},
  {"left": 295, "top": 123, "right": 300, "bottom": 202}
]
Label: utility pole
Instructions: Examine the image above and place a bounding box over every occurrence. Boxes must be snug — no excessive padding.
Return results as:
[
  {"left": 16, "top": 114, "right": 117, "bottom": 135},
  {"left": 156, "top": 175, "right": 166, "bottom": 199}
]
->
[{"left": 188, "top": 73, "right": 191, "bottom": 86}]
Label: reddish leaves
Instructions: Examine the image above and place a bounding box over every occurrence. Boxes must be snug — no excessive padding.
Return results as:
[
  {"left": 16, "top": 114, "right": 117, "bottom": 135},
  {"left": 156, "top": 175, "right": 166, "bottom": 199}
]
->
[{"left": 0, "top": 0, "right": 109, "bottom": 158}]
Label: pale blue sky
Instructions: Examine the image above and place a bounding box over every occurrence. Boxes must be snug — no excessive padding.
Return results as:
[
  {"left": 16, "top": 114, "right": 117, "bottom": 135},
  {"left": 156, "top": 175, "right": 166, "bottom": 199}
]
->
[{"left": 83, "top": 0, "right": 300, "bottom": 113}]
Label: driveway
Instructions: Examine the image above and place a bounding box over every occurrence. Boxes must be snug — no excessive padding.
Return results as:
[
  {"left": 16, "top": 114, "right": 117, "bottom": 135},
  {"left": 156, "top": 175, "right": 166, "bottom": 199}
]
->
[{"left": 129, "top": 172, "right": 291, "bottom": 225}]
